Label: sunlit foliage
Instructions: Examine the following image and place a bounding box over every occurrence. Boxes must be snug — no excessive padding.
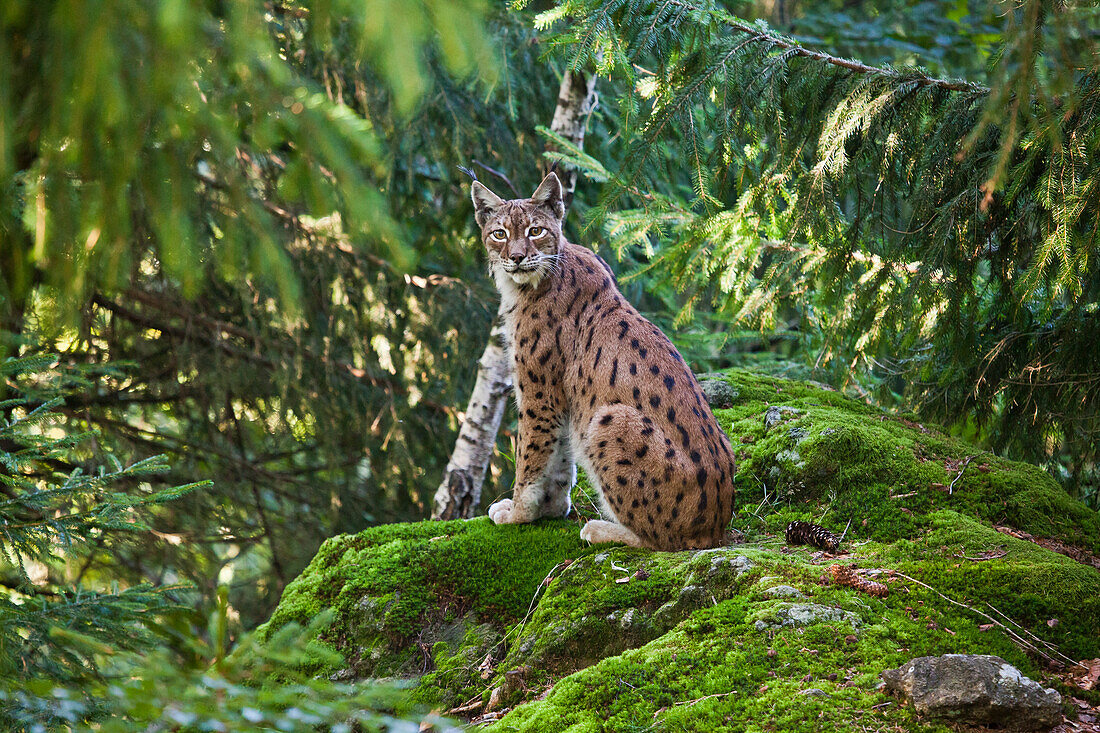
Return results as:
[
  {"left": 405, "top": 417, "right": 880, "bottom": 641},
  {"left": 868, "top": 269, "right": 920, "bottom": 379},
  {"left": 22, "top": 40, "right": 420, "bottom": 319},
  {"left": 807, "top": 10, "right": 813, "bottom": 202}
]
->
[{"left": 536, "top": 0, "right": 1100, "bottom": 504}]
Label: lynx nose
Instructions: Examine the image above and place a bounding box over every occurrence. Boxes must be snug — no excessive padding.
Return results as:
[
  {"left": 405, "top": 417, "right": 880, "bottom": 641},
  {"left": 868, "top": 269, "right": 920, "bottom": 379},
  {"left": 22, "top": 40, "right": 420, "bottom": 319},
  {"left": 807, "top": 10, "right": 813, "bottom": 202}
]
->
[{"left": 509, "top": 252, "right": 526, "bottom": 265}]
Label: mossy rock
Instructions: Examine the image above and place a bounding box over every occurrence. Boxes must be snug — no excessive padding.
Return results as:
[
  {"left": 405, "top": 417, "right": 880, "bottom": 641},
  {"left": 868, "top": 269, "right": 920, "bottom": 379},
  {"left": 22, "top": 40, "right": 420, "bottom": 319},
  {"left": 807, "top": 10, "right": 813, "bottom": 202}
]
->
[
  {"left": 262, "top": 369, "right": 1100, "bottom": 731},
  {"left": 257, "top": 517, "right": 588, "bottom": 684}
]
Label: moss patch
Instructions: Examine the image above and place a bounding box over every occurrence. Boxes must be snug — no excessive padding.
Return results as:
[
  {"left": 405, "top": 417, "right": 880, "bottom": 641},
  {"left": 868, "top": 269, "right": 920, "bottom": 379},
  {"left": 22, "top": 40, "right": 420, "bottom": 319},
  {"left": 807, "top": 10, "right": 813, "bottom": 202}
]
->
[
  {"left": 259, "top": 517, "right": 587, "bottom": 678},
  {"left": 704, "top": 370, "right": 1100, "bottom": 554},
  {"left": 485, "top": 533, "right": 1091, "bottom": 732},
  {"left": 260, "top": 368, "right": 1100, "bottom": 730}
]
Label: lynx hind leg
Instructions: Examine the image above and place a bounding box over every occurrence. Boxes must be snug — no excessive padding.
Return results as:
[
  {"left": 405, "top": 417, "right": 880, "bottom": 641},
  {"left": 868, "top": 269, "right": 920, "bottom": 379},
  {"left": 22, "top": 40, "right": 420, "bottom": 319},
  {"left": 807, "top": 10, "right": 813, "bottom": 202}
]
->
[
  {"left": 580, "top": 519, "right": 646, "bottom": 547},
  {"left": 538, "top": 427, "right": 576, "bottom": 518},
  {"left": 583, "top": 404, "right": 688, "bottom": 549}
]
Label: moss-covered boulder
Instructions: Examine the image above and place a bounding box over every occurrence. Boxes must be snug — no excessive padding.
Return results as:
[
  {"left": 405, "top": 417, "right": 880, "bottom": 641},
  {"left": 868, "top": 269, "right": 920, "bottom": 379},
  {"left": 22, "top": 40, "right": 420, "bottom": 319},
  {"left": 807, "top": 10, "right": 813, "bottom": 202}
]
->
[{"left": 261, "top": 369, "right": 1100, "bottom": 731}]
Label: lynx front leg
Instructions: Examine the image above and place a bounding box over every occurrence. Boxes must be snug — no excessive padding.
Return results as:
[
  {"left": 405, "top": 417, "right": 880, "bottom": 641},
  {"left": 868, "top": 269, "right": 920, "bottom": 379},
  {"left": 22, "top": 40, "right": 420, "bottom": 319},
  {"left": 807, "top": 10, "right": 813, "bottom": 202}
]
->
[{"left": 488, "top": 408, "right": 566, "bottom": 525}]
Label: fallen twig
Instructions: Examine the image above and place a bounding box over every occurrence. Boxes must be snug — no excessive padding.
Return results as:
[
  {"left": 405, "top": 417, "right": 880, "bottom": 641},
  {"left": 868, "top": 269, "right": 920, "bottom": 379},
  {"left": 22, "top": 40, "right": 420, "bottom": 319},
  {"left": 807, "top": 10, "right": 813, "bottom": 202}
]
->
[
  {"left": 838, "top": 518, "right": 852, "bottom": 544},
  {"left": 984, "top": 602, "right": 1079, "bottom": 667},
  {"left": 446, "top": 697, "right": 485, "bottom": 715},
  {"left": 949, "top": 455, "right": 976, "bottom": 494},
  {"left": 893, "top": 571, "right": 1066, "bottom": 666},
  {"left": 954, "top": 548, "right": 1008, "bottom": 562},
  {"left": 675, "top": 691, "right": 736, "bottom": 707},
  {"left": 653, "top": 691, "right": 737, "bottom": 718},
  {"left": 504, "top": 560, "right": 571, "bottom": 646}
]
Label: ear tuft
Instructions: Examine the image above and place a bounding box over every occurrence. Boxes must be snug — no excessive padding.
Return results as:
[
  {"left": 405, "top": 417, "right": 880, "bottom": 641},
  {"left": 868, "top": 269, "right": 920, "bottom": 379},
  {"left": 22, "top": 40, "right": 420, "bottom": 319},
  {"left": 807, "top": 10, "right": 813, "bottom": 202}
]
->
[
  {"left": 471, "top": 181, "right": 505, "bottom": 228},
  {"left": 530, "top": 173, "right": 565, "bottom": 220}
]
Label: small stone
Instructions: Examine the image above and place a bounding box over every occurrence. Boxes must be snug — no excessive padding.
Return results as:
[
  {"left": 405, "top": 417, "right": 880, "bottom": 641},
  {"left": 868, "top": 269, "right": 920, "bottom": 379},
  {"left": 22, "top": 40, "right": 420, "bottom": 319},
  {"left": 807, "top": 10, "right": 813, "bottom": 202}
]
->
[
  {"left": 763, "top": 585, "right": 806, "bottom": 600},
  {"left": 699, "top": 378, "right": 739, "bottom": 408},
  {"left": 329, "top": 668, "right": 355, "bottom": 682},
  {"left": 486, "top": 686, "right": 506, "bottom": 712},
  {"left": 881, "top": 654, "right": 1061, "bottom": 731},
  {"left": 767, "top": 648, "right": 777, "bottom": 658},
  {"left": 652, "top": 585, "right": 710, "bottom": 630},
  {"left": 799, "top": 688, "right": 829, "bottom": 696},
  {"left": 764, "top": 405, "right": 801, "bottom": 430},
  {"left": 753, "top": 603, "right": 860, "bottom": 631}
]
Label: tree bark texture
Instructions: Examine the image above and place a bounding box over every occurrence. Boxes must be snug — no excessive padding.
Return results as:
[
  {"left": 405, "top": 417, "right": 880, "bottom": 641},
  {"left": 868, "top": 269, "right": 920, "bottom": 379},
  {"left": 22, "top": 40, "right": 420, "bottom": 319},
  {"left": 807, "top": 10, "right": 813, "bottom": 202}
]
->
[
  {"left": 430, "top": 315, "right": 512, "bottom": 520},
  {"left": 544, "top": 68, "right": 599, "bottom": 210},
  {"left": 431, "top": 68, "right": 598, "bottom": 520}
]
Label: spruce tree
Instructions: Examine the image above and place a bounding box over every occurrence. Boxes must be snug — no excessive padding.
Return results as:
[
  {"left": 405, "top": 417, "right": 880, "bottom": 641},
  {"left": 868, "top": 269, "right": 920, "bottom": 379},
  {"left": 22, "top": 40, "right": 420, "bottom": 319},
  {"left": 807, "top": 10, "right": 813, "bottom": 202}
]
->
[
  {"left": 0, "top": 355, "right": 205, "bottom": 690},
  {"left": 532, "top": 0, "right": 1100, "bottom": 504},
  {"left": 3, "top": 1, "right": 588, "bottom": 627}
]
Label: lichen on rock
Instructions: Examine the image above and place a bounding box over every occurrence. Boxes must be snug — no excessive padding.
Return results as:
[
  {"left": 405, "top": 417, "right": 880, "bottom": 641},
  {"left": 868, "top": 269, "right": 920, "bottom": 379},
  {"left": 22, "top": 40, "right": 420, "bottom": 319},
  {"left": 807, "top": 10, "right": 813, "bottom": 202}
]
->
[
  {"left": 260, "top": 368, "right": 1100, "bottom": 732},
  {"left": 881, "top": 654, "right": 1062, "bottom": 730}
]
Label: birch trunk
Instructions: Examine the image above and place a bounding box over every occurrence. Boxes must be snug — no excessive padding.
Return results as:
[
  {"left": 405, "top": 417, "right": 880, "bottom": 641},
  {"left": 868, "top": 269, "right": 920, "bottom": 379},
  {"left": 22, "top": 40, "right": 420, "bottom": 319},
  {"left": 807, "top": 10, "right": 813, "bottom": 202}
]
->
[{"left": 431, "top": 68, "right": 598, "bottom": 520}]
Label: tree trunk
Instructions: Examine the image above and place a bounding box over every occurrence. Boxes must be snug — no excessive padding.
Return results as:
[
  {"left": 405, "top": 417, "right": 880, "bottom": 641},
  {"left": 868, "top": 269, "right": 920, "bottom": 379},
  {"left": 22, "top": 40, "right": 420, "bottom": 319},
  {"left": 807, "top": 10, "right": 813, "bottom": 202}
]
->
[
  {"left": 431, "top": 68, "right": 598, "bottom": 520},
  {"left": 430, "top": 316, "right": 512, "bottom": 520},
  {"left": 545, "top": 69, "right": 599, "bottom": 208}
]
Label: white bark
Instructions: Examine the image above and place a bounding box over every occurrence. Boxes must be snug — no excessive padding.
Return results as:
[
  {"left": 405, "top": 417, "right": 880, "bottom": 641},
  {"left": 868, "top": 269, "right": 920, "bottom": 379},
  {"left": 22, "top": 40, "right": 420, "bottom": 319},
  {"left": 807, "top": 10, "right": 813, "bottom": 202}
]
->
[
  {"left": 431, "top": 68, "right": 598, "bottom": 520},
  {"left": 431, "top": 313, "right": 513, "bottom": 519},
  {"left": 546, "top": 69, "right": 599, "bottom": 207}
]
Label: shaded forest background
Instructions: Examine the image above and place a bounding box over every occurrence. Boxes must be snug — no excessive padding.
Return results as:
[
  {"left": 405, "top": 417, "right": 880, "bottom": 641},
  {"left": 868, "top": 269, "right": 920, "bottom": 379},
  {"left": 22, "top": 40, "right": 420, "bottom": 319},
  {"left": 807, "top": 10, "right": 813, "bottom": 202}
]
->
[{"left": 1, "top": 0, "right": 1099, "bottom": 725}]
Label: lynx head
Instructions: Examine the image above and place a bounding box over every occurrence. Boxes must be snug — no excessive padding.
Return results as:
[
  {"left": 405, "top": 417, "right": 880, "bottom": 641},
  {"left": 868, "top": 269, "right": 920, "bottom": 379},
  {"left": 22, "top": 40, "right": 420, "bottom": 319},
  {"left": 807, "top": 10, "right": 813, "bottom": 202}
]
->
[{"left": 471, "top": 173, "right": 565, "bottom": 287}]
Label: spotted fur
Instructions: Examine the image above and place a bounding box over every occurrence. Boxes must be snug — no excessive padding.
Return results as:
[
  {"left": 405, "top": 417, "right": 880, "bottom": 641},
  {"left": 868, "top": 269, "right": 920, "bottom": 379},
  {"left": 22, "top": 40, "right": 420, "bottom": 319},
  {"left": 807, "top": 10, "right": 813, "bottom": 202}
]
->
[{"left": 471, "top": 173, "right": 736, "bottom": 550}]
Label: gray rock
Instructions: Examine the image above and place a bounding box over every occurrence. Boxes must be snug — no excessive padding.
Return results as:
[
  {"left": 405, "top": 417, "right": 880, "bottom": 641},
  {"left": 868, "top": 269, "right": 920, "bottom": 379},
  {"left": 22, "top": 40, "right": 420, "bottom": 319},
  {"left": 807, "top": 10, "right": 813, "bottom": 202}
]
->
[
  {"left": 652, "top": 584, "right": 711, "bottom": 630},
  {"left": 753, "top": 603, "right": 859, "bottom": 631},
  {"left": 687, "top": 551, "right": 754, "bottom": 587},
  {"left": 881, "top": 654, "right": 1061, "bottom": 731},
  {"left": 699, "top": 378, "right": 739, "bottom": 408},
  {"left": 608, "top": 607, "right": 651, "bottom": 635},
  {"left": 764, "top": 405, "right": 801, "bottom": 431},
  {"left": 763, "top": 584, "right": 806, "bottom": 600},
  {"left": 355, "top": 594, "right": 398, "bottom": 634},
  {"left": 487, "top": 667, "right": 530, "bottom": 712},
  {"left": 329, "top": 667, "right": 356, "bottom": 682}
]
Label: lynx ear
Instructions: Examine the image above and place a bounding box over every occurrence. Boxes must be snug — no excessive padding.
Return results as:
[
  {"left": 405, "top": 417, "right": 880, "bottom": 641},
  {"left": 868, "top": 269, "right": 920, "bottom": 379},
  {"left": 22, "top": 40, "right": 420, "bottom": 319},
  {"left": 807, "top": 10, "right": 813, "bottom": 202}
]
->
[
  {"left": 471, "top": 181, "right": 505, "bottom": 228},
  {"left": 530, "top": 173, "right": 565, "bottom": 220}
]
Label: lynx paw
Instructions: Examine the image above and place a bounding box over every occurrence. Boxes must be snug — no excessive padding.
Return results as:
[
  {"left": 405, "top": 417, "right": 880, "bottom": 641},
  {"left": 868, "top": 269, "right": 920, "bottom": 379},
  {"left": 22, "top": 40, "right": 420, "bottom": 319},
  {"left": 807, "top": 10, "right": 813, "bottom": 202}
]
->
[
  {"left": 488, "top": 498, "right": 516, "bottom": 525},
  {"left": 579, "top": 519, "right": 647, "bottom": 548}
]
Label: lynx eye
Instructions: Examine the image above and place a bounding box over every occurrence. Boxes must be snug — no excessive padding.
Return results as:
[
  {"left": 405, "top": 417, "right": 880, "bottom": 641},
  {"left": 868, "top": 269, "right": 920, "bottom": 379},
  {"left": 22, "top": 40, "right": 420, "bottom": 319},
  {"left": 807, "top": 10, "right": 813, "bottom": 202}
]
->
[
  {"left": 489, "top": 229, "right": 507, "bottom": 242},
  {"left": 527, "top": 226, "right": 545, "bottom": 238}
]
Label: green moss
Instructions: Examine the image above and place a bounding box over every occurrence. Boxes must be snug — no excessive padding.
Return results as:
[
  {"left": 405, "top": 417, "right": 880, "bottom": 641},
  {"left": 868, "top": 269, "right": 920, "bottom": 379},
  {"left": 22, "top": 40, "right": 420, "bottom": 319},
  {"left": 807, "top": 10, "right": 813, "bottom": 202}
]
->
[
  {"left": 486, "top": 534, "right": 1088, "bottom": 733},
  {"left": 876, "top": 511, "right": 1100, "bottom": 658},
  {"left": 259, "top": 368, "right": 1100, "bottom": 728},
  {"left": 412, "top": 621, "right": 502, "bottom": 709},
  {"left": 495, "top": 547, "right": 758, "bottom": 677},
  {"left": 704, "top": 369, "right": 1100, "bottom": 554},
  {"left": 261, "top": 517, "right": 587, "bottom": 677},
  {"left": 487, "top": 596, "right": 960, "bottom": 733}
]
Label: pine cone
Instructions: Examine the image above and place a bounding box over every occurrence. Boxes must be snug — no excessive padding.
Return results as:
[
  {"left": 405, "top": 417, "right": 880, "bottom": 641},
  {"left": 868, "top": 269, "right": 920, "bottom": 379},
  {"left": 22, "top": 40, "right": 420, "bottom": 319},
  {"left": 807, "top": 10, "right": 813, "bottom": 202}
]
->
[
  {"left": 829, "top": 564, "right": 888, "bottom": 598},
  {"left": 785, "top": 521, "right": 841, "bottom": 552}
]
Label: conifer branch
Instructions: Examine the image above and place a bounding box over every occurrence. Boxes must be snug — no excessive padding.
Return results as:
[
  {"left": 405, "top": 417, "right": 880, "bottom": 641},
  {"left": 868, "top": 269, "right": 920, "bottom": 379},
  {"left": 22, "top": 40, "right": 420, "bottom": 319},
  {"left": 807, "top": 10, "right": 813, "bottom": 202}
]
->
[
  {"left": 90, "top": 292, "right": 456, "bottom": 417},
  {"left": 705, "top": 7, "right": 988, "bottom": 95}
]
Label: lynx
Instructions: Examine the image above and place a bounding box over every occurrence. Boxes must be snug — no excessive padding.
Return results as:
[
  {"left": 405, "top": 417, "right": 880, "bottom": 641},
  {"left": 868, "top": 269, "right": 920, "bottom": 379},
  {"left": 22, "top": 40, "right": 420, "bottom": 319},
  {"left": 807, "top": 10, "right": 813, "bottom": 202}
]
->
[{"left": 471, "top": 173, "right": 736, "bottom": 550}]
